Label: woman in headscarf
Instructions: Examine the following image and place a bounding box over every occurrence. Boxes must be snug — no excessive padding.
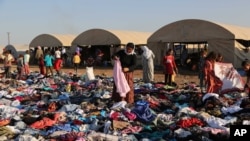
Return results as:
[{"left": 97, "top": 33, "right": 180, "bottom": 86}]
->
[
  {"left": 140, "top": 46, "right": 155, "bottom": 83},
  {"left": 112, "top": 42, "right": 137, "bottom": 104}
]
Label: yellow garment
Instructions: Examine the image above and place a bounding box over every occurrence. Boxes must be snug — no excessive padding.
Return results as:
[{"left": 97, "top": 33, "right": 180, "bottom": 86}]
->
[
  {"left": 73, "top": 55, "right": 81, "bottom": 63},
  {"left": 172, "top": 72, "right": 176, "bottom": 82}
]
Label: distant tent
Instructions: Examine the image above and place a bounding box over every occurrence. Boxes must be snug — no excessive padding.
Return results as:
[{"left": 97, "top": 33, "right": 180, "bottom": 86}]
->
[{"left": 4, "top": 44, "right": 18, "bottom": 59}]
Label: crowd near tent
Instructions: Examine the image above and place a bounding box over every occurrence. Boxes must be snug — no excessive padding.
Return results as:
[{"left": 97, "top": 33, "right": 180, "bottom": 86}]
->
[
  {"left": 71, "top": 28, "right": 152, "bottom": 66},
  {"left": 148, "top": 19, "right": 250, "bottom": 68},
  {"left": 28, "top": 34, "right": 76, "bottom": 64}
]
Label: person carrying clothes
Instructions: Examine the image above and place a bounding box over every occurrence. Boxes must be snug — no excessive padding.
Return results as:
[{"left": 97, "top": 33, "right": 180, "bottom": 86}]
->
[
  {"left": 44, "top": 50, "right": 54, "bottom": 77},
  {"left": 73, "top": 52, "right": 81, "bottom": 76},
  {"left": 204, "top": 51, "right": 223, "bottom": 94},
  {"left": 162, "top": 49, "right": 178, "bottom": 86},
  {"left": 0, "top": 50, "right": 14, "bottom": 78},
  {"left": 23, "top": 50, "right": 30, "bottom": 75},
  {"left": 140, "top": 46, "right": 155, "bottom": 83},
  {"left": 16, "top": 54, "right": 24, "bottom": 80},
  {"left": 198, "top": 49, "right": 207, "bottom": 93},
  {"left": 112, "top": 42, "right": 137, "bottom": 104}
]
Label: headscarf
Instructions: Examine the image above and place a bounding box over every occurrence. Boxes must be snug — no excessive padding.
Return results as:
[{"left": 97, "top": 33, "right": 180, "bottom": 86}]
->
[
  {"left": 141, "top": 46, "right": 154, "bottom": 59},
  {"left": 124, "top": 42, "right": 136, "bottom": 55}
]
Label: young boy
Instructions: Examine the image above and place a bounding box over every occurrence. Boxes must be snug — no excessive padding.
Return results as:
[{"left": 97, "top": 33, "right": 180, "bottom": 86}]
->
[{"left": 242, "top": 59, "right": 250, "bottom": 97}]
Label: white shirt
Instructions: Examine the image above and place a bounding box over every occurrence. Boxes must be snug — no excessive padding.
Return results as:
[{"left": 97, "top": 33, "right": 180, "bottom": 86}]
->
[{"left": 55, "top": 50, "right": 61, "bottom": 59}]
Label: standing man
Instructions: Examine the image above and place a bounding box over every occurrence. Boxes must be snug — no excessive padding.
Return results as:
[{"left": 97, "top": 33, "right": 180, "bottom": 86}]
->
[{"left": 24, "top": 50, "right": 30, "bottom": 75}]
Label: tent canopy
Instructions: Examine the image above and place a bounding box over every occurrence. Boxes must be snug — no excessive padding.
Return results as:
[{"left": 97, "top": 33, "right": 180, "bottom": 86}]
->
[
  {"left": 148, "top": 19, "right": 250, "bottom": 43},
  {"left": 29, "top": 34, "right": 76, "bottom": 47},
  {"left": 72, "top": 28, "right": 152, "bottom": 46}
]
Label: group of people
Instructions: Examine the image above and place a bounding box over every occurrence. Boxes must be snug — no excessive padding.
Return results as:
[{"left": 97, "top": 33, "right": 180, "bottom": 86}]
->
[
  {"left": 2, "top": 42, "right": 249, "bottom": 105},
  {"left": 34, "top": 47, "right": 64, "bottom": 77},
  {"left": 0, "top": 49, "right": 30, "bottom": 79}
]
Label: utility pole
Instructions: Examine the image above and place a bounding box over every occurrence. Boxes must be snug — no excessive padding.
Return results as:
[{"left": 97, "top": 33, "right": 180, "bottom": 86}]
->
[{"left": 7, "top": 32, "right": 10, "bottom": 45}]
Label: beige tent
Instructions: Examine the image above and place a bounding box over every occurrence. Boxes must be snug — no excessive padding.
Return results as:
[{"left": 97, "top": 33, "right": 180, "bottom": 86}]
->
[
  {"left": 29, "top": 34, "right": 76, "bottom": 48},
  {"left": 72, "top": 28, "right": 151, "bottom": 46},
  {"left": 71, "top": 28, "right": 152, "bottom": 66},
  {"left": 148, "top": 19, "right": 250, "bottom": 68}
]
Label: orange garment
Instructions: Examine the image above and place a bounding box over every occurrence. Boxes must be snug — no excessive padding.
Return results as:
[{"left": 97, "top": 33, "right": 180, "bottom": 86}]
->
[
  {"left": 30, "top": 117, "right": 56, "bottom": 129},
  {"left": 0, "top": 119, "right": 10, "bottom": 126},
  {"left": 204, "top": 60, "right": 223, "bottom": 93}
]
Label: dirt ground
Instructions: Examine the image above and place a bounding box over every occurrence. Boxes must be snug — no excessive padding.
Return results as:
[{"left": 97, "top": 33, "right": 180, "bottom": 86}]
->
[{"left": 28, "top": 65, "right": 200, "bottom": 85}]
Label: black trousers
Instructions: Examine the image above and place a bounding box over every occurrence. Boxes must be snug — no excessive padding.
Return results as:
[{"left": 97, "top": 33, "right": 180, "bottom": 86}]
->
[{"left": 164, "top": 74, "right": 173, "bottom": 85}]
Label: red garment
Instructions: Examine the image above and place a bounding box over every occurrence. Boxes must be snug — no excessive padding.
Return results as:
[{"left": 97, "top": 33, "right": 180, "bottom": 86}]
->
[
  {"left": 54, "top": 58, "right": 63, "bottom": 71},
  {"left": 163, "top": 55, "right": 177, "bottom": 74},
  {"left": 204, "top": 60, "right": 223, "bottom": 93},
  {"left": 30, "top": 117, "right": 56, "bottom": 129},
  {"left": 39, "top": 57, "right": 45, "bottom": 75},
  {"left": 24, "top": 64, "right": 30, "bottom": 75},
  {"left": 177, "top": 117, "right": 204, "bottom": 128}
]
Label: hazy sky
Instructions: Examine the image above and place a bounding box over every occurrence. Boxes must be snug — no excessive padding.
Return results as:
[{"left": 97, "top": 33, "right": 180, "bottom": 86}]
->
[{"left": 1, "top": 0, "right": 249, "bottom": 46}]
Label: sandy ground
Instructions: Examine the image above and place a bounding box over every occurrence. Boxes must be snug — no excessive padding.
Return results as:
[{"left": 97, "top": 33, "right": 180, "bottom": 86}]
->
[{"left": 27, "top": 65, "right": 200, "bottom": 85}]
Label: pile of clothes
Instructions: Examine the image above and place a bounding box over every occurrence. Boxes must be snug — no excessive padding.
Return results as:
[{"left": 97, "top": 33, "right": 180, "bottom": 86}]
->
[{"left": 0, "top": 71, "right": 249, "bottom": 141}]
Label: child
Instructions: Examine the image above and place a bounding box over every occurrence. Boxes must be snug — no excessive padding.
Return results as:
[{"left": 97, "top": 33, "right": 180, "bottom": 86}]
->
[
  {"left": 54, "top": 57, "right": 63, "bottom": 76},
  {"left": 39, "top": 54, "right": 45, "bottom": 75},
  {"left": 162, "top": 49, "right": 178, "bottom": 86},
  {"left": 242, "top": 60, "right": 250, "bottom": 97},
  {"left": 16, "top": 54, "right": 24, "bottom": 80},
  {"left": 73, "top": 52, "right": 81, "bottom": 76},
  {"left": 85, "top": 56, "right": 95, "bottom": 81},
  {"left": 44, "top": 50, "right": 54, "bottom": 77}
]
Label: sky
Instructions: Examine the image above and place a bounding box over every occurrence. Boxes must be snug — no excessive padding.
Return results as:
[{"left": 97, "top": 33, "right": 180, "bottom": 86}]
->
[{"left": 1, "top": 0, "right": 250, "bottom": 46}]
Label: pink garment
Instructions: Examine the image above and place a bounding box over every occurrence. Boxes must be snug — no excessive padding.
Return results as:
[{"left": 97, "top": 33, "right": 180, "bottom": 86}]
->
[{"left": 113, "top": 60, "right": 130, "bottom": 97}]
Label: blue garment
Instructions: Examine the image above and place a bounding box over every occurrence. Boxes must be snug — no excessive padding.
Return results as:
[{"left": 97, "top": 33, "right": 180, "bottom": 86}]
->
[
  {"left": 44, "top": 54, "right": 54, "bottom": 67},
  {"left": 132, "top": 100, "right": 156, "bottom": 123},
  {"left": 46, "top": 124, "right": 72, "bottom": 135}
]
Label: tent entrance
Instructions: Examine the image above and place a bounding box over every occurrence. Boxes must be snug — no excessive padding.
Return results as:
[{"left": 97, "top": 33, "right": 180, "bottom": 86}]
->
[
  {"left": 79, "top": 45, "right": 112, "bottom": 67},
  {"left": 167, "top": 42, "right": 208, "bottom": 70}
]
